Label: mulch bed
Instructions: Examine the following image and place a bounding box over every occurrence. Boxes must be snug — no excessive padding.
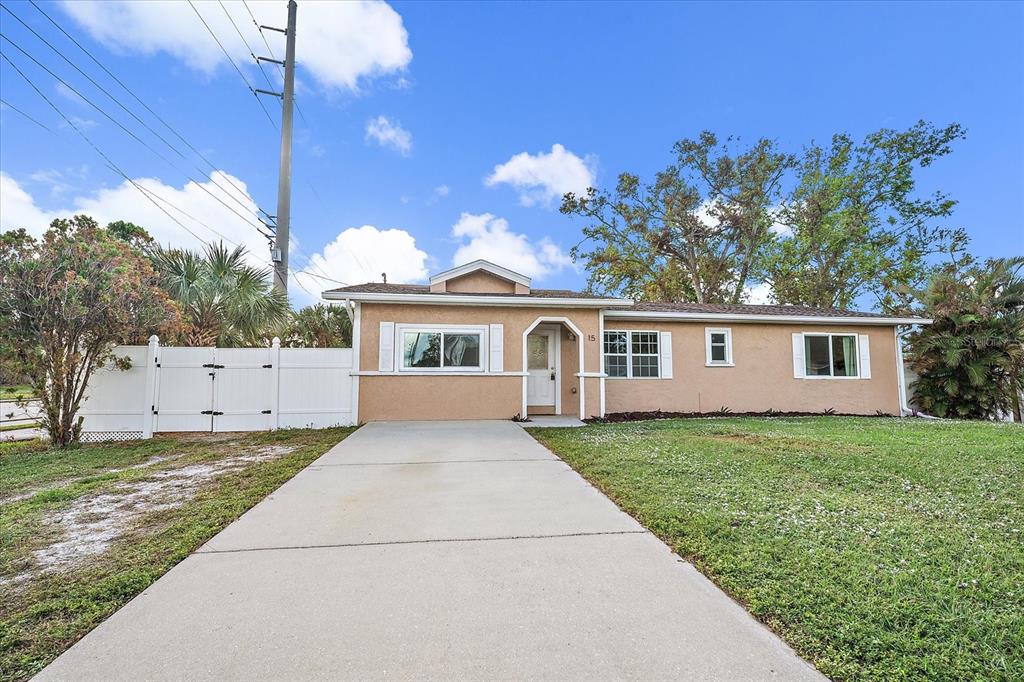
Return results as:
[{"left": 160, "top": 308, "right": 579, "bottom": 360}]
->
[{"left": 587, "top": 409, "right": 895, "bottom": 423}]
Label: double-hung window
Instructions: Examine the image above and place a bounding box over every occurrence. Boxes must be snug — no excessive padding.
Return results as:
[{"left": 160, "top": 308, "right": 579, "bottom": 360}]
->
[
  {"left": 803, "top": 333, "right": 859, "bottom": 378},
  {"left": 401, "top": 328, "right": 482, "bottom": 371},
  {"left": 603, "top": 330, "right": 659, "bottom": 378},
  {"left": 705, "top": 328, "right": 733, "bottom": 366}
]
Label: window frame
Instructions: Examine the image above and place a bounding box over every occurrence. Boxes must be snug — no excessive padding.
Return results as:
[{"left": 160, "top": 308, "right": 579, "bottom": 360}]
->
[
  {"left": 801, "top": 332, "right": 860, "bottom": 379},
  {"left": 704, "top": 327, "right": 734, "bottom": 367},
  {"left": 396, "top": 324, "right": 487, "bottom": 373},
  {"left": 603, "top": 329, "right": 661, "bottom": 379}
]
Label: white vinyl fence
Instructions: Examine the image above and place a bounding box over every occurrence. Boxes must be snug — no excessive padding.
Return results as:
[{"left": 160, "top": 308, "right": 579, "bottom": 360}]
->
[{"left": 79, "top": 336, "right": 354, "bottom": 440}]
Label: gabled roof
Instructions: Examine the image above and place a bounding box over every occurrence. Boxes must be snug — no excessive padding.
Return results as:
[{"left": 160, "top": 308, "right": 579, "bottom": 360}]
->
[
  {"left": 428, "top": 259, "right": 531, "bottom": 287},
  {"left": 604, "top": 301, "right": 930, "bottom": 325},
  {"left": 322, "top": 282, "right": 628, "bottom": 307}
]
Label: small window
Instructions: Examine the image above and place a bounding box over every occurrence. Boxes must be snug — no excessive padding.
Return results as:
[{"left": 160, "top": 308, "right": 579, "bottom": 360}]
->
[
  {"left": 603, "top": 330, "right": 659, "bottom": 378},
  {"left": 804, "top": 333, "right": 858, "bottom": 378},
  {"left": 705, "top": 328, "right": 733, "bottom": 366},
  {"left": 401, "top": 330, "right": 482, "bottom": 370}
]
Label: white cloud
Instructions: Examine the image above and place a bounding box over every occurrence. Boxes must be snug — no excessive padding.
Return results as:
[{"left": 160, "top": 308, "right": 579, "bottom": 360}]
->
[
  {"left": 1, "top": 170, "right": 269, "bottom": 266},
  {"left": 294, "top": 225, "right": 428, "bottom": 302},
  {"left": 450, "top": 212, "right": 573, "bottom": 280},
  {"left": 434, "top": 184, "right": 449, "bottom": 197},
  {"left": 365, "top": 115, "right": 411, "bottom": 155},
  {"left": 743, "top": 282, "right": 775, "bottom": 304},
  {"left": 485, "top": 144, "right": 596, "bottom": 208},
  {"left": 60, "top": 0, "right": 411, "bottom": 92}
]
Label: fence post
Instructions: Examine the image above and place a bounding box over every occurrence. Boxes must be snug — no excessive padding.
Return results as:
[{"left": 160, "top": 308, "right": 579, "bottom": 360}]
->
[
  {"left": 269, "top": 337, "right": 281, "bottom": 431},
  {"left": 141, "top": 335, "right": 159, "bottom": 439}
]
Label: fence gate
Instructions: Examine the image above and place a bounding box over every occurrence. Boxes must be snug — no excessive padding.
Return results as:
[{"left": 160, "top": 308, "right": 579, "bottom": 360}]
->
[
  {"left": 79, "top": 338, "right": 355, "bottom": 439},
  {"left": 154, "top": 347, "right": 215, "bottom": 432},
  {"left": 211, "top": 348, "right": 274, "bottom": 432}
]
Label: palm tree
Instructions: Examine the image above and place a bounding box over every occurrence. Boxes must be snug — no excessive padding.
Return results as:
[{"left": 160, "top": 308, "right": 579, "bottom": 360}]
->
[
  {"left": 279, "top": 303, "right": 352, "bottom": 348},
  {"left": 155, "top": 242, "right": 290, "bottom": 347},
  {"left": 908, "top": 256, "right": 1024, "bottom": 420}
]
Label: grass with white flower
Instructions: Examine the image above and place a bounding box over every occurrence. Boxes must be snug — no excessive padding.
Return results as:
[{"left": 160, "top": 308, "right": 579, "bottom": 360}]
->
[{"left": 529, "top": 417, "right": 1023, "bottom": 682}]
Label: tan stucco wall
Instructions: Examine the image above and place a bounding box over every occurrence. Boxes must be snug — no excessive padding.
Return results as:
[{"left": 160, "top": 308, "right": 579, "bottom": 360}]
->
[
  {"left": 442, "top": 271, "right": 517, "bottom": 294},
  {"left": 603, "top": 320, "right": 900, "bottom": 415},
  {"left": 357, "top": 303, "right": 600, "bottom": 421}
]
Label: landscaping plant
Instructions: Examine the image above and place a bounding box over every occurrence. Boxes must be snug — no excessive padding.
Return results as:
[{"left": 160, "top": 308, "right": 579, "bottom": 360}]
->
[{"left": 0, "top": 217, "right": 178, "bottom": 447}]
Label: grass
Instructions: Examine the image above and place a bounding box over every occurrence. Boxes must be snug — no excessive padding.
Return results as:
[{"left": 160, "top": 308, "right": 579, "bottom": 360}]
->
[
  {"left": 0, "top": 386, "right": 35, "bottom": 401},
  {"left": 0, "top": 423, "right": 39, "bottom": 434},
  {"left": 0, "top": 427, "right": 354, "bottom": 681},
  {"left": 529, "top": 417, "right": 1023, "bottom": 682}
]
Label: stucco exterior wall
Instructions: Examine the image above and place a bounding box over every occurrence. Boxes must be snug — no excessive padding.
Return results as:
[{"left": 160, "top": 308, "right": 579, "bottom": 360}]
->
[
  {"left": 603, "top": 320, "right": 900, "bottom": 415},
  {"left": 443, "top": 271, "right": 517, "bottom": 294},
  {"left": 356, "top": 303, "right": 600, "bottom": 421}
]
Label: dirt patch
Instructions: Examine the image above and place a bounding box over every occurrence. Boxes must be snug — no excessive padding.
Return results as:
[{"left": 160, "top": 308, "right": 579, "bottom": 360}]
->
[{"left": 3, "top": 444, "right": 297, "bottom": 584}]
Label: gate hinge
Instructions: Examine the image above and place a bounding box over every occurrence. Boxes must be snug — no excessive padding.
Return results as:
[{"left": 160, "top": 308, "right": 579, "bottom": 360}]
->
[
  {"left": 201, "top": 410, "right": 213, "bottom": 414},
  {"left": 262, "top": 364, "right": 273, "bottom": 368},
  {"left": 202, "top": 363, "right": 214, "bottom": 368},
  {"left": 261, "top": 409, "right": 272, "bottom": 414},
  {"left": 214, "top": 364, "right": 225, "bottom": 369},
  {"left": 213, "top": 411, "right": 224, "bottom": 415}
]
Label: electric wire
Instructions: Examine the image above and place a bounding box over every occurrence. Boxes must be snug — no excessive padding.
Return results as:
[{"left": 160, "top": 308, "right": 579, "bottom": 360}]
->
[
  {"left": 0, "top": 32, "right": 272, "bottom": 238},
  {"left": 0, "top": 95, "right": 52, "bottom": 131},
  {"left": 27, "top": 0, "right": 266, "bottom": 226},
  {"left": 188, "top": 0, "right": 277, "bottom": 131}
]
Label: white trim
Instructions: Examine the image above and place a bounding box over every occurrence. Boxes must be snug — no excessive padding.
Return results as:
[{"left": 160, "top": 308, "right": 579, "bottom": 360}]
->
[
  {"left": 323, "top": 291, "right": 630, "bottom": 308},
  {"left": 603, "top": 309, "right": 930, "bottom": 326},
  {"left": 895, "top": 327, "right": 909, "bottom": 415},
  {"left": 603, "top": 329, "right": 662, "bottom": 379},
  {"left": 429, "top": 259, "right": 531, "bottom": 288},
  {"left": 598, "top": 309, "right": 606, "bottom": 418},
  {"left": 704, "top": 327, "right": 734, "bottom": 367},
  {"left": 350, "top": 302, "right": 361, "bottom": 425},
  {"left": 395, "top": 324, "right": 488, "bottom": 373},
  {"left": 353, "top": 371, "right": 527, "bottom": 377},
  {"left": 798, "top": 332, "right": 864, "bottom": 379},
  {"left": 576, "top": 371, "right": 606, "bottom": 378},
  {"left": 522, "top": 316, "right": 585, "bottom": 419}
]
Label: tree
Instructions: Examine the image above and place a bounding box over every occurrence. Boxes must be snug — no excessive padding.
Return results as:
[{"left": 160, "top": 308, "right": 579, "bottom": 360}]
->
[
  {"left": 906, "top": 257, "right": 1024, "bottom": 420},
  {"left": 0, "top": 217, "right": 178, "bottom": 446},
  {"left": 155, "top": 242, "right": 290, "bottom": 347},
  {"left": 279, "top": 304, "right": 352, "bottom": 348},
  {"left": 561, "top": 132, "right": 793, "bottom": 303},
  {"left": 106, "top": 220, "right": 154, "bottom": 252},
  {"left": 761, "top": 121, "right": 968, "bottom": 312}
]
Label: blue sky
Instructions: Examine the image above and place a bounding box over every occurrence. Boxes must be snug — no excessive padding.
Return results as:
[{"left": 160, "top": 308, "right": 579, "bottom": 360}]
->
[{"left": 1, "top": 0, "right": 1021, "bottom": 306}]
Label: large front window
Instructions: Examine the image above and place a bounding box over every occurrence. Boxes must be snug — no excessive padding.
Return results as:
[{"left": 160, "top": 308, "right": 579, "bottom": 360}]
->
[
  {"left": 604, "top": 330, "right": 659, "bottom": 378},
  {"left": 804, "top": 334, "right": 858, "bottom": 377},
  {"left": 402, "top": 331, "right": 481, "bottom": 370}
]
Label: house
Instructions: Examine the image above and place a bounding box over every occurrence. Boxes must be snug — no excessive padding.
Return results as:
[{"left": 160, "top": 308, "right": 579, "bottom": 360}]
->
[{"left": 323, "top": 259, "right": 929, "bottom": 422}]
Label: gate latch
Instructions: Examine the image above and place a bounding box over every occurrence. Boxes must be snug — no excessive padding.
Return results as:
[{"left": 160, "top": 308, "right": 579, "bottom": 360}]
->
[
  {"left": 201, "top": 410, "right": 213, "bottom": 415},
  {"left": 261, "top": 409, "right": 272, "bottom": 414}
]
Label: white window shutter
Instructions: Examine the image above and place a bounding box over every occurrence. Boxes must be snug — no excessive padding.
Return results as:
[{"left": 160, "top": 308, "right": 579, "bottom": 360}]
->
[
  {"left": 659, "top": 331, "right": 673, "bottom": 379},
  {"left": 489, "top": 324, "right": 504, "bottom": 373},
  {"left": 858, "top": 334, "right": 871, "bottom": 379},
  {"left": 792, "top": 333, "right": 805, "bottom": 378},
  {"left": 379, "top": 322, "right": 395, "bottom": 372}
]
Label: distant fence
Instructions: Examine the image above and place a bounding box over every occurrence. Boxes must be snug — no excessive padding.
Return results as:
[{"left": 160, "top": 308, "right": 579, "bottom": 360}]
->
[{"left": 79, "top": 336, "right": 355, "bottom": 440}]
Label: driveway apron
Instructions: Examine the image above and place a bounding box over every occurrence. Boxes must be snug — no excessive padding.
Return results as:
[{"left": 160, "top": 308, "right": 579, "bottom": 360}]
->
[{"left": 36, "top": 421, "right": 823, "bottom": 681}]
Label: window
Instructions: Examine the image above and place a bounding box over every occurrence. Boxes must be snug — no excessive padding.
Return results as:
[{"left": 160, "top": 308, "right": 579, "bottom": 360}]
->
[
  {"left": 603, "top": 330, "right": 659, "bottom": 378},
  {"left": 401, "top": 329, "right": 482, "bottom": 370},
  {"left": 705, "top": 328, "right": 733, "bottom": 366},
  {"left": 804, "top": 333, "right": 858, "bottom": 378}
]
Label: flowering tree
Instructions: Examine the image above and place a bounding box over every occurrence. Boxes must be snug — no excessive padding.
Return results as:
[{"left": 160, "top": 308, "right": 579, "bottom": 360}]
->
[{"left": 0, "top": 216, "right": 178, "bottom": 446}]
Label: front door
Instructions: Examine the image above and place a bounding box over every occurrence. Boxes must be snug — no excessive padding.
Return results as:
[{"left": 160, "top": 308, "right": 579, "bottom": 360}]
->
[{"left": 526, "top": 330, "right": 556, "bottom": 409}]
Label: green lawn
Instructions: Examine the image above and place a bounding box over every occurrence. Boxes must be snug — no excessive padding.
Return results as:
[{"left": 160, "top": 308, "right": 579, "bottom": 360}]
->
[
  {"left": 529, "top": 417, "right": 1023, "bottom": 682},
  {"left": 0, "top": 386, "right": 35, "bottom": 401},
  {"left": 0, "top": 427, "right": 354, "bottom": 681},
  {"left": 0, "top": 422, "right": 39, "bottom": 434}
]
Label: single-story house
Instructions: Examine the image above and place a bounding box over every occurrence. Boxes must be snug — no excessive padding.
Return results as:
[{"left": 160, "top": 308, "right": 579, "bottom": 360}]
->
[{"left": 324, "top": 259, "right": 930, "bottom": 422}]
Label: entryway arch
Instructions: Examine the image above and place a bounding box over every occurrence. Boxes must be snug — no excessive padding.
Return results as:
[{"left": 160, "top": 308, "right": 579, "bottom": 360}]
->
[{"left": 522, "top": 316, "right": 585, "bottom": 418}]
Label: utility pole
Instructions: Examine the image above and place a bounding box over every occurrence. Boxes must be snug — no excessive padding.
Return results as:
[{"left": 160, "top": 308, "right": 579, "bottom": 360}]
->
[{"left": 257, "top": 0, "right": 297, "bottom": 295}]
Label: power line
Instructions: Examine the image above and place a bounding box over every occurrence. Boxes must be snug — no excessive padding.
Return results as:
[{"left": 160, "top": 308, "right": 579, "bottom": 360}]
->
[
  {"left": 27, "top": 0, "right": 265, "bottom": 226},
  {"left": 188, "top": 0, "right": 277, "bottom": 131},
  {"left": 0, "top": 31, "right": 271, "bottom": 238},
  {"left": 0, "top": 96, "right": 52, "bottom": 132},
  {"left": 219, "top": 0, "right": 277, "bottom": 94},
  {"left": 1, "top": 49, "right": 278, "bottom": 271}
]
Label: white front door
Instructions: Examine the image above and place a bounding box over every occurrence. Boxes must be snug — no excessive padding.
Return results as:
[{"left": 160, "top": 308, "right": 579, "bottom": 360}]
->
[{"left": 526, "top": 330, "right": 556, "bottom": 407}]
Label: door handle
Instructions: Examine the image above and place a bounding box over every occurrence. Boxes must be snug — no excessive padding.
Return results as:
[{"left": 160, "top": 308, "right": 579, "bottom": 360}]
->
[{"left": 550, "top": 371, "right": 555, "bottom": 380}]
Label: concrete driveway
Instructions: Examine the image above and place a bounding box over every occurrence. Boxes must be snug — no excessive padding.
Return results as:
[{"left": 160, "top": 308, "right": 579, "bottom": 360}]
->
[{"left": 37, "top": 421, "right": 823, "bottom": 681}]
